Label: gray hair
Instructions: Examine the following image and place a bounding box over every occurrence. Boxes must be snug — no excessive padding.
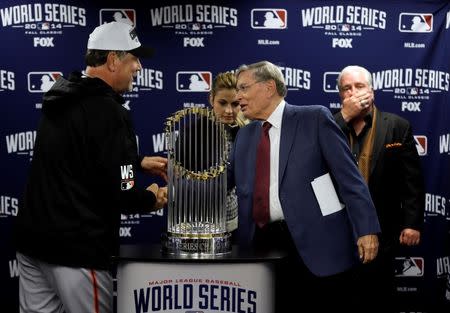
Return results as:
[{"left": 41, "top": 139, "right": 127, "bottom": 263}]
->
[
  {"left": 236, "top": 60, "right": 287, "bottom": 97},
  {"left": 337, "top": 65, "right": 373, "bottom": 90},
  {"left": 85, "top": 50, "right": 128, "bottom": 67}
]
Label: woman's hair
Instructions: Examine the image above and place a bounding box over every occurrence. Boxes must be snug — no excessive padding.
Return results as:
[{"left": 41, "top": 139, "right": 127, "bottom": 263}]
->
[
  {"left": 209, "top": 71, "right": 237, "bottom": 101},
  {"left": 209, "top": 72, "right": 249, "bottom": 127}
]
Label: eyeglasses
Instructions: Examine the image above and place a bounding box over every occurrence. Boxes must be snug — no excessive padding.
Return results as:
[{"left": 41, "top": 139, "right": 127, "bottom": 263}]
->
[{"left": 236, "top": 81, "right": 263, "bottom": 93}]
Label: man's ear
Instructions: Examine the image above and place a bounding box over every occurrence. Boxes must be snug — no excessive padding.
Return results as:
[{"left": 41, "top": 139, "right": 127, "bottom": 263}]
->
[
  {"left": 106, "top": 52, "right": 117, "bottom": 72},
  {"left": 265, "top": 79, "right": 277, "bottom": 97}
]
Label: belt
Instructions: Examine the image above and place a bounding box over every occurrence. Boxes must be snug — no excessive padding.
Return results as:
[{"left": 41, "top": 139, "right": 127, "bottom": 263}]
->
[
  {"left": 255, "top": 220, "right": 292, "bottom": 250},
  {"left": 263, "top": 220, "right": 288, "bottom": 233}
]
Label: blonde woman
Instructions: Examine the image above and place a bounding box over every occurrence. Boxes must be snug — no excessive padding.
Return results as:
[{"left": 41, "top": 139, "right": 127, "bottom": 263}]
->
[{"left": 209, "top": 72, "right": 248, "bottom": 232}]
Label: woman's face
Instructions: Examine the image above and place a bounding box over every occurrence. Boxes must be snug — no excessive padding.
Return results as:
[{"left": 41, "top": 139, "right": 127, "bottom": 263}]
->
[{"left": 210, "top": 88, "right": 240, "bottom": 125}]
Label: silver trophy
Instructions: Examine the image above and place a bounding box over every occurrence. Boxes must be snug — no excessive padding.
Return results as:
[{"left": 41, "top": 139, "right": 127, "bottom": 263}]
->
[{"left": 162, "top": 107, "right": 231, "bottom": 255}]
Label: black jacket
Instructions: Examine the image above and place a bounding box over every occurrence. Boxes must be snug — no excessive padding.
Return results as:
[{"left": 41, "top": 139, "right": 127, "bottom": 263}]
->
[
  {"left": 335, "top": 109, "right": 425, "bottom": 249},
  {"left": 15, "top": 72, "right": 156, "bottom": 269}
]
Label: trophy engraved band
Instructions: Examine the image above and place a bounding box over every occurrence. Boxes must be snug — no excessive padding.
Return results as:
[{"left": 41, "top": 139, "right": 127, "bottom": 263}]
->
[{"left": 162, "top": 107, "right": 231, "bottom": 255}]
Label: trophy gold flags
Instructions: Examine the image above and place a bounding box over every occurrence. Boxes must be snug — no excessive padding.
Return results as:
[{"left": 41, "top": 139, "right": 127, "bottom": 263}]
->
[{"left": 162, "top": 107, "right": 231, "bottom": 255}]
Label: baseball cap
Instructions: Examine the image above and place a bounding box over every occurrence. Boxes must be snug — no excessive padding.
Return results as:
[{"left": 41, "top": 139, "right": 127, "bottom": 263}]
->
[{"left": 87, "top": 21, "right": 153, "bottom": 58}]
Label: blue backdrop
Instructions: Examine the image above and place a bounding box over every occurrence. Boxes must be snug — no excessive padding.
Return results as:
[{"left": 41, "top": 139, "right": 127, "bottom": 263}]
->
[{"left": 1, "top": 0, "right": 449, "bottom": 312}]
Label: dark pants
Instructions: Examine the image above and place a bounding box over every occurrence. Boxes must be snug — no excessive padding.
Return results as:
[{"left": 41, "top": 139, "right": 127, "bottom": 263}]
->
[
  {"left": 351, "top": 244, "right": 396, "bottom": 313},
  {"left": 253, "top": 221, "right": 356, "bottom": 313}
]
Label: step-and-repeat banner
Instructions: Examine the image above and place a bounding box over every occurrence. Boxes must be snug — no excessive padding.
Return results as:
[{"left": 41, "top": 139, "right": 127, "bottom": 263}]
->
[{"left": 1, "top": 0, "right": 449, "bottom": 312}]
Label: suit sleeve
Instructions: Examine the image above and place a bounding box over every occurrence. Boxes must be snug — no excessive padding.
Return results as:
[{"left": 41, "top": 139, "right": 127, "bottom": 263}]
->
[
  {"left": 317, "top": 107, "right": 381, "bottom": 237},
  {"left": 398, "top": 122, "right": 425, "bottom": 230},
  {"left": 334, "top": 111, "right": 351, "bottom": 136},
  {"left": 90, "top": 101, "right": 157, "bottom": 214},
  {"left": 227, "top": 139, "right": 236, "bottom": 191}
]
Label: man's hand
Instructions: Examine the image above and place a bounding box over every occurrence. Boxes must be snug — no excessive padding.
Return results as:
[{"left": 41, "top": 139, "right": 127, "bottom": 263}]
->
[
  {"left": 147, "top": 183, "right": 168, "bottom": 210},
  {"left": 357, "top": 234, "right": 379, "bottom": 264},
  {"left": 141, "top": 156, "right": 168, "bottom": 181},
  {"left": 341, "top": 91, "right": 372, "bottom": 122},
  {"left": 399, "top": 228, "right": 420, "bottom": 246}
]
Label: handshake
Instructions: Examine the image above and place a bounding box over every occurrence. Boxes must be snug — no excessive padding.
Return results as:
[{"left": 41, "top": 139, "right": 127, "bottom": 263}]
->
[
  {"left": 141, "top": 156, "right": 169, "bottom": 210},
  {"left": 147, "top": 183, "right": 168, "bottom": 210}
]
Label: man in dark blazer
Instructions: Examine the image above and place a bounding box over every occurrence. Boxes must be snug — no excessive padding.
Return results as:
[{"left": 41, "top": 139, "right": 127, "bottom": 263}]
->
[
  {"left": 228, "top": 61, "right": 381, "bottom": 311},
  {"left": 334, "top": 65, "right": 425, "bottom": 313}
]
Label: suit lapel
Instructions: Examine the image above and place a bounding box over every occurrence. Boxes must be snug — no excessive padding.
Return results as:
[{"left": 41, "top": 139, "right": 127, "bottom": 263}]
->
[
  {"left": 245, "top": 122, "right": 263, "bottom": 187},
  {"left": 371, "top": 109, "right": 387, "bottom": 174},
  {"left": 279, "top": 104, "right": 298, "bottom": 183}
]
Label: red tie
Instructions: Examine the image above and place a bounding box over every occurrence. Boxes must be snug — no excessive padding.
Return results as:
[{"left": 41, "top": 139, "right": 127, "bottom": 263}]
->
[{"left": 253, "top": 121, "right": 271, "bottom": 228}]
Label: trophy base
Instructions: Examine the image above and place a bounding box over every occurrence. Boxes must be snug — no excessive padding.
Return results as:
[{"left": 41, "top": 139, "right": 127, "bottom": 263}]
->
[{"left": 161, "top": 232, "right": 232, "bottom": 257}]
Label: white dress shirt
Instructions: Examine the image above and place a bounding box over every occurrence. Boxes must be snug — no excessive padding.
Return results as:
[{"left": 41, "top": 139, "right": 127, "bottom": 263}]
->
[{"left": 265, "top": 100, "right": 286, "bottom": 222}]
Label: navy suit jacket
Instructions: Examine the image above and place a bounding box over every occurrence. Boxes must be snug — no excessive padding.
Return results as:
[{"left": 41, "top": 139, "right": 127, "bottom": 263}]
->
[{"left": 229, "top": 103, "right": 381, "bottom": 277}]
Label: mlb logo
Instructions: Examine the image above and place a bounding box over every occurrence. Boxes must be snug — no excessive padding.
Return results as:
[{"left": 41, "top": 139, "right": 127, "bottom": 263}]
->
[
  {"left": 398, "top": 13, "right": 433, "bottom": 33},
  {"left": 189, "top": 23, "right": 201, "bottom": 30},
  {"left": 407, "top": 87, "right": 419, "bottom": 95},
  {"left": 394, "top": 257, "right": 424, "bottom": 277},
  {"left": 176, "top": 72, "right": 211, "bottom": 92},
  {"left": 414, "top": 135, "right": 427, "bottom": 156},
  {"left": 121, "top": 180, "right": 134, "bottom": 191},
  {"left": 338, "top": 24, "right": 350, "bottom": 31},
  {"left": 323, "top": 72, "right": 340, "bottom": 93},
  {"left": 38, "top": 22, "right": 50, "bottom": 30},
  {"left": 99, "top": 9, "right": 136, "bottom": 26},
  {"left": 27, "top": 72, "right": 62, "bottom": 93},
  {"left": 251, "top": 9, "right": 287, "bottom": 29}
]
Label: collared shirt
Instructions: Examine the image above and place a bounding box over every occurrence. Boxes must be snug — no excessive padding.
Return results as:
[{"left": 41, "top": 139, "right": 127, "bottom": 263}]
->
[
  {"left": 265, "top": 100, "right": 286, "bottom": 222},
  {"left": 348, "top": 111, "right": 373, "bottom": 161}
]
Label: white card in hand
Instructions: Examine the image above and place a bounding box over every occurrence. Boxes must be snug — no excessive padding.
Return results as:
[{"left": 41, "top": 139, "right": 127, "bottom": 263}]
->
[{"left": 311, "top": 173, "right": 345, "bottom": 216}]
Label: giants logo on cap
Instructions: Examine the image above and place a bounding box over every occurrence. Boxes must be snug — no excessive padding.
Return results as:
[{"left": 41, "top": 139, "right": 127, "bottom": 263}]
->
[
  {"left": 394, "top": 257, "right": 424, "bottom": 277},
  {"left": 99, "top": 9, "right": 136, "bottom": 26},
  {"left": 251, "top": 9, "right": 287, "bottom": 29},
  {"left": 398, "top": 13, "right": 433, "bottom": 33},
  {"left": 129, "top": 28, "right": 137, "bottom": 40},
  {"left": 27, "top": 72, "right": 62, "bottom": 93},
  {"left": 176, "top": 72, "right": 211, "bottom": 92}
]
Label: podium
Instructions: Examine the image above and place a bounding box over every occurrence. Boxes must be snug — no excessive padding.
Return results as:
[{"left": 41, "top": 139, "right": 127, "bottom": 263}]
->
[{"left": 116, "top": 244, "right": 284, "bottom": 313}]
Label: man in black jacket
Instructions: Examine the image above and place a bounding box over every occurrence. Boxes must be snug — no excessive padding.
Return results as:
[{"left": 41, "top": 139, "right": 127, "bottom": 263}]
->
[
  {"left": 15, "top": 22, "right": 167, "bottom": 313},
  {"left": 334, "top": 65, "right": 425, "bottom": 313}
]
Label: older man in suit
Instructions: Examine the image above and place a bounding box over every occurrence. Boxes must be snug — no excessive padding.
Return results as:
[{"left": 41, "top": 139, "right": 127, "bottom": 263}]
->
[
  {"left": 228, "top": 61, "right": 380, "bottom": 312},
  {"left": 334, "top": 65, "right": 425, "bottom": 313}
]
